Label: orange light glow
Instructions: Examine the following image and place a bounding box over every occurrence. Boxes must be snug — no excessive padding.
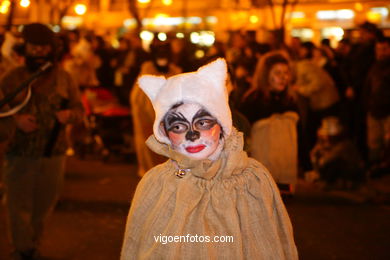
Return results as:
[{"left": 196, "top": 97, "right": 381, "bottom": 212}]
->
[{"left": 355, "top": 2, "right": 363, "bottom": 12}]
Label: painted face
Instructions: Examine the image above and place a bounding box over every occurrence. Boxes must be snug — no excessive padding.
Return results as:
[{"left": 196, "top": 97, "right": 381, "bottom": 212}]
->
[
  {"left": 268, "top": 63, "right": 291, "bottom": 92},
  {"left": 163, "top": 103, "right": 222, "bottom": 160}
]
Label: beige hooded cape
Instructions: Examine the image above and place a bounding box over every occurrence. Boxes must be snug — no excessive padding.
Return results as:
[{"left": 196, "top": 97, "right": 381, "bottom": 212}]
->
[{"left": 121, "top": 129, "right": 298, "bottom": 259}]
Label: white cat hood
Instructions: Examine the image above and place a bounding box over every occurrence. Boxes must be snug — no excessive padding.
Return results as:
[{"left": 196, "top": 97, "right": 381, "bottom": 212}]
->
[{"left": 138, "top": 58, "right": 232, "bottom": 145}]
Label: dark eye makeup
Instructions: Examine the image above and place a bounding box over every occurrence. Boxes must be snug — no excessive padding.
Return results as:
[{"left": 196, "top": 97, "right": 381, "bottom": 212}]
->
[
  {"left": 194, "top": 118, "right": 217, "bottom": 130},
  {"left": 163, "top": 106, "right": 218, "bottom": 134}
]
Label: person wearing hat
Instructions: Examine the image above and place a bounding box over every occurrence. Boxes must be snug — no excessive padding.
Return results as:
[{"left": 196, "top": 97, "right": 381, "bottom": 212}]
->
[
  {"left": 0, "top": 23, "right": 83, "bottom": 259},
  {"left": 120, "top": 59, "right": 298, "bottom": 259}
]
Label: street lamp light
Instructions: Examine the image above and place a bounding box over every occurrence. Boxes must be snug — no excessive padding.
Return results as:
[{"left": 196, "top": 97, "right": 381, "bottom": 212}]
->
[
  {"left": 74, "top": 3, "right": 87, "bottom": 15},
  {"left": 20, "top": 0, "right": 30, "bottom": 8}
]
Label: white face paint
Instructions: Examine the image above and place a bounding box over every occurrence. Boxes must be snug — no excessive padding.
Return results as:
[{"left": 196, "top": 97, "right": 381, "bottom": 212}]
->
[{"left": 163, "top": 103, "right": 222, "bottom": 160}]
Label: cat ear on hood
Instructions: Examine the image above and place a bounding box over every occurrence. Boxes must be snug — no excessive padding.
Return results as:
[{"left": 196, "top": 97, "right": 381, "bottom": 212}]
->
[
  {"left": 196, "top": 58, "right": 227, "bottom": 93},
  {"left": 138, "top": 75, "right": 167, "bottom": 102}
]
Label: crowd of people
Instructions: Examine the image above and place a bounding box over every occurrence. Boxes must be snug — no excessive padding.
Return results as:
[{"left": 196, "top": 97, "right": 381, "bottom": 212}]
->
[{"left": 0, "top": 21, "right": 389, "bottom": 259}]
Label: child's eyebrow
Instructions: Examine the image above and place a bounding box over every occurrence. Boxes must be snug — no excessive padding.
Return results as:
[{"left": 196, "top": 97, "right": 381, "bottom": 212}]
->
[
  {"left": 193, "top": 109, "right": 212, "bottom": 119},
  {"left": 166, "top": 112, "right": 188, "bottom": 126}
]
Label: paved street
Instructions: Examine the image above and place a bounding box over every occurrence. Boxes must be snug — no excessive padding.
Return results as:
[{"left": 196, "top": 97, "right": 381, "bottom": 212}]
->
[{"left": 1, "top": 156, "right": 389, "bottom": 260}]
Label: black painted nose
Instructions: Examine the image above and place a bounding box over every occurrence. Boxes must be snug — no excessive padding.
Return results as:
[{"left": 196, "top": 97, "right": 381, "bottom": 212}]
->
[{"left": 185, "top": 130, "right": 200, "bottom": 142}]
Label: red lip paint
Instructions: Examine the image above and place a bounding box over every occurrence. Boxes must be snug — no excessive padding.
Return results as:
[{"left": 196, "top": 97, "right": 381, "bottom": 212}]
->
[{"left": 185, "top": 145, "right": 206, "bottom": 153}]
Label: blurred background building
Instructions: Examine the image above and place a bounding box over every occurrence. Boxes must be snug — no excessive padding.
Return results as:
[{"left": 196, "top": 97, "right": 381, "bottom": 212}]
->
[{"left": 0, "top": 0, "right": 389, "bottom": 48}]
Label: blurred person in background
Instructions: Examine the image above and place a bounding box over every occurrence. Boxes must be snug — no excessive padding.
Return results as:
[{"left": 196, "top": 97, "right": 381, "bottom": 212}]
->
[
  {"left": 63, "top": 33, "right": 101, "bottom": 89},
  {"left": 287, "top": 36, "right": 302, "bottom": 61},
  {"left": 345, "top": 22, "right": 382, "bottom": 159},
  {"left": 226, "top": 31, "right": 247, "bottom": 69},
  {"left": 112, "top": 37, "right": 131, "bottom": 104},
  {"left": 114, "top": 33, "right": 150, "bottom": 106},
  {"left": 93, "top": 35, "right": 116, "bottom": 90},
  {"left": 130, "top": 41, "right": 181, "bottom": 177},
  {"left": 293, "top": 41, "right": 340, "bottom": 152},
  {"left": 238, "top": 52, "right": 300, "bottom": 194},
  {"left": 170, "top": 37, "right": 197, "bottom": 72},
  {"left": 0, "top": 31, "right": 24, "bottom": 202},
  {"left": 0, "top": 23, "right": 83, "bottom": 260},
  {"left": 0, "top": 31, "right": 24, "bottom": 77},
  {"left": 364, "top": 36, "right": 390, "bottom": 176},
  {"left": 311, "top": 44, "right": 346, "bottom": 100},
  {"left": 311, "top": 116, "right": 365, "bottom": 190}
]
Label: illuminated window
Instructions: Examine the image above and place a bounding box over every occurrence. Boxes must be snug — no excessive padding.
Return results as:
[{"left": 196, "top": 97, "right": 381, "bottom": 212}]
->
[
  {"left": 291, "top": 28, "right": 314, "bottom": 40},
  {"left": 371, "top": 7, "right": 388, "bottom": 17},
  {"left": 290, "top": 12, "right": 305, "bottom": 19},
  {"left": 206, "top": 16, "right": 218, "bottom": 24},
  {"left": 316, "top": 9, "right": 354, "bottom": 20}
]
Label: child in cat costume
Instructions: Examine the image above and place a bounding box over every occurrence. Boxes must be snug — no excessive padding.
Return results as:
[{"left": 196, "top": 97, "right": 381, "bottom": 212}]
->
[{"left": 121, "top": 58, "right": 298, "bottom": 259}]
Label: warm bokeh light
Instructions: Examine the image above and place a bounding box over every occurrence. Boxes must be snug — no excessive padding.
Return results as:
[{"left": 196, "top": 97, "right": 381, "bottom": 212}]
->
[
  {"left": 176, "top": 32, "right": 184, "bottom": 38},
  {"left": 291, "top": 28, "right": 314, "bottom": 40},
  {"left": 62, "top": 16, "right": 83, "bottom": 30},
  {"left": 111, "top": 39, "right": 119, "bottom": 49},
  {"left": 316, "top": 9, "right": 354, "bottom": 20},
  {"left": 52, "top": 25, "right": 61, "bottom": 33},
  {"left": 140, "top": 30, "right": 154, "bottom": 41},
  {"left": 0, "top": 0, "right": 10, "bottom": 14},
  {"left": 190, "top": 32, "right": 200, "bottom": 44},
  {"left": 355, "top": 2, "right": 363, "bottom": 12},
  {"left": 157, "top": 32, "right": 167, "bottom": 41},
  {"left": 154, "top": 13, "right": 169, "bottom": 26},
  {"left": 190, "top": 31, "right": 215, "bottom": 46},
  {"left": 200, "top": 31, "right": 215, "bottom": 46},
  {"left": 138, "top": 0, "right": 151, "bottom": 3},
  {"left": 322, "top": 27, "right": 344, "bottom": 43},
  {"left": 74, "top": 4, "right": 87, "bottom": 15},
  {"left": 366, "top": 11, "right": 382, "bottom": 23},
  {"left": 195, "top": 49, "right": 205, "bottom": 59},
  {"left": 162, "top": 0, "right": 172, "bottom": 6},
  {"left": 20, "top": 0, "right": 30, "bottom": 8},
  {"left": 249, "top": 15, "right": 259, "bottom": 24},
  {"left": 367, "top": 7, "right": 388, "bottom": 22},
  {"left": 123, "top": 18, "right": 136, "bottom": 28},
  {"left": 205, "top": 16, "right": 217, "bottom": 24}
]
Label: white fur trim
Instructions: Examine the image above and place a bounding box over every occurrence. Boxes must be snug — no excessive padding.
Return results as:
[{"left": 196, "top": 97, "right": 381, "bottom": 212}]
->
[{"left": 137, "top": 58, "right": 232, "bottom": 145}]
